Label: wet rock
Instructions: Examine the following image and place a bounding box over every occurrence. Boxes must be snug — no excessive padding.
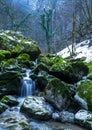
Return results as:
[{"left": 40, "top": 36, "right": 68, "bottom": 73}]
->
[
  {"left": 87, "top": 71, "right": 92, "bottom": 80},
  {"left": 0, "top": 113, "right": 30, "bottom": 130},
  {"left": 75, "top": 109, "right": 92, "bottom": 129},
  {"left": 1, "top": 95, "right": 19, "bottom": 107},
  {"left": 45, "top": 78, "right": 75, "bottom": 111},
  {"left": 20, "top": 96, "right": 53, "bottom": 120},
  {"left": 60, "top": 111, "right": 74, "bottom": 123},
  {"left": 0, "top": 71, "right": 21, "bottom": 97},
  {"left": 52, "top": 112, "right": 60, "bottom": 121},
  {"left": 0, "top": 102, "right": 8, "bottom": 114},
  {"left": 36, "top": 71, "right": 54, "bottom": 91},
  {"left": 77, "top": 79, "right": 92, "bottom": 111},
  {"left": 49, "top": 60, "right": 89, "bottom": 84},
  {"left": 0, "top": 30, "right": 41, "bottom": 60}
]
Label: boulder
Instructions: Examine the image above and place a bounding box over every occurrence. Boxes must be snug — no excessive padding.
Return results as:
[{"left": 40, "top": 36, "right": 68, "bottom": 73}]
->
[
  {"left": 1, "top": 95, "right": 18, "bottom": 107},
  {"left": 0, "top": 102, "right": 8, "bottom": 114},
  {"left": 45, "top": 78, "right": 76, "bottom": 111},
  {"left": 0, "top": 113, "right": 30, "bottom": 130},
  {"left": 77, "top": 79, "right": 92, "bottom": 111},
  {"left": 36, "top": 71, "right": 54, "bottom": 91},
  {"left": 75, "top": 109, "right": 92, "bottom": 129},
  {"left": 0, "top": 71, "right": 21, "bottom": 97},
  {"left": 49, "top": 60, "right": 89, "bottom": 84},
  {"left": 0, "top": 30, "right": 41, "bottom": 60},
  {"left": 87, "top": 71, "right": 92, "bottom": 80},
  {"left": 59, "top": 111, "right": 74, "bottom": 123},
  {"left": 20, "top": 96, "right": 53, "bottom": 120}
]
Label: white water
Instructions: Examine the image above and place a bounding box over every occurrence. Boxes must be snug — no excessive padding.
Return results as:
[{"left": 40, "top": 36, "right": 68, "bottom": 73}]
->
[{"left": 21, "top": 69, "right": 35, "bottom": 97}]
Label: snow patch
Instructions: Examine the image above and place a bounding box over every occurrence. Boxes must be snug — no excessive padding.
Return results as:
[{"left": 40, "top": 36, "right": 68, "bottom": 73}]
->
[{"left": 57, "top": 40, "right": 92, "bottom": 62}]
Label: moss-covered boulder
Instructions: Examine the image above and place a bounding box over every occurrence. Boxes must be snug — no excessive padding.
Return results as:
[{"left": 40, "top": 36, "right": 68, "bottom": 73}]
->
[
  {"left": 0, "top": 71, "right": 21, "bottom": 97},
  {"left": 1, "top": 95, "right": 18, "bottom": 107},
  {"left": 0, "top": 113, "right": 30, "bottom": 130},
  {"left": 87, "top": 71, "right": 92, "bottom": 80},
  {"left": 0, "top": 30, "right": 41, "bottom": 60},
  {"left": 20, "top": 96, "right": 53, "bottom": 120},
  {"left": 35, "top": 71, "right": 54, "bottom": 91},
  {"left": 49, "top": 60, "right": 89, "bottom": 83},
  {"left": 77, "top": 79, "right": 92, "bottom": 111},
  {"left": 86, "top": 61, "right": 92, "bottom": 71},
  {"left": 75, "top": 110, "right": 92, "bottom": 129},
  {"left": 0, "top": 102, "right": 8, "bottom": 114},
  {"left": 44, "top": 78, "right": 76, "bottom": 111},
  {"left": 17, "top": 53, "right": 33, "bottom": 67},
  {"left": 0, "top": 50, "right": 11, "bottom": 59}
]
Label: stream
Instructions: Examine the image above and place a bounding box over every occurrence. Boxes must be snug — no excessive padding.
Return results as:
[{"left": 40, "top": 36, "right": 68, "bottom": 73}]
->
[{"left": 0, "top": 69, "right": 86, "bottom": 130}]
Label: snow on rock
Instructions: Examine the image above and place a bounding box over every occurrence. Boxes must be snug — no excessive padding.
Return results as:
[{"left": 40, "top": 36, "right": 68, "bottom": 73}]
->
[{"left": 57, "top": 40, "right": 92, "bottom": 62}]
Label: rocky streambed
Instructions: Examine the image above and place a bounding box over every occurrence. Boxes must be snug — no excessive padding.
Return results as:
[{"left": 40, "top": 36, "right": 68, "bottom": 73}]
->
[{"left": 0, "top": 30, "right": 92, "bottom": 130}]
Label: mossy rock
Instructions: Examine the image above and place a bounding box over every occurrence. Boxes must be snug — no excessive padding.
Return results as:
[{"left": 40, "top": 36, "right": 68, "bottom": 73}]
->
[
  {"left": 0, "top": 30, "right": 41, "bottom": 60},
  {"left": 75, "top": 110, "right": 92, "bottom": 129},
  {"left": 0, "top": 71, "right": 21, "bottom": 97},
  {"left": 45, "top": 78, "right": 75, "bottom": 110},
  {"left": 38, "top": 54, "right": 53, "bottom": 66},
  {"left": 0, "top": 102, "right": 8, "bottom": 114},
  {"left": 49, "top": 60, "right": 89, "bottom": 83},
  {"left": 77, "top": 79, "right": 92, "bottom": 111},
  {"left": 87, "top": 71, "right": 92, "bottom": 80},
  {"left": 0, "top": 113, "right": 30, "bottom": 130},
  {"left": 17, "top": 53, "right": 32, "bottom": 67},
  {"left": 86, "top": 61, "right": 92, "bottom": 71},
  {"left": 34, "top": 63, "right": 49, "bottom": 74},
  {"left": 36, "top": 71, "right": 54, "bottom": 91},
  {"left": 1, "top": 58, "right": 17, "bottom": 68},
  {"left": 0, "top": 50, "right": 11, "bottom": 59},
  {"left": 0, "top": 71, "right": 21, "bottom": 80},
  {"left": 20, "top": 96, "right": 53, "bottom": 120},
  {"left": 0, "top": 52, "right": 5, "bottom": 61},
  {"left": 1, "top": 95, "right": 18, "bottom": 107}
]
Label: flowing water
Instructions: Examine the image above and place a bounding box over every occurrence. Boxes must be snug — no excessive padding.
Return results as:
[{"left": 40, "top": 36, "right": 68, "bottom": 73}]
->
[
  {"left": 0, "top": 69, "right": 86, "bottom": 130},
  {"left": 21, "top": 69, "right": 35, "bottom": 97}
]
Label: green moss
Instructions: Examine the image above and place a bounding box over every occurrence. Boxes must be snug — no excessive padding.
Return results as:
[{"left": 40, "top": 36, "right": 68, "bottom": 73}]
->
[
  {"left": 86, "top": 61, "right": 92, "bottom": 71},
  {"left": 77, "top": 79, "right": 92, "bottom": 111},
  {"left": 1, "top": 58, "right": 17, "bottom": 68},
  {"left": 87, "top": 71, "right": 92, "bottom": 80},
  {"left": 0, "top": 52, "right": 5, "bottom": 61},
  {"left": 1, "top": 95, "right": 18, "bottom": 107},
  {"left": 38, "top": 54, "right": 53, "bottom": 66},
  {"left": 0, "top": 30, "right": 41, "bottom": 60},
  {"left": 46, "top": 78, "right": 72, "bottom": 98}
]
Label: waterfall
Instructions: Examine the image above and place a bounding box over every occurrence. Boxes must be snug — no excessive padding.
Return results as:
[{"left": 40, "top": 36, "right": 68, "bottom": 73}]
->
[{"left": 21, "top": 69, "right": 35, "bottom": 97}]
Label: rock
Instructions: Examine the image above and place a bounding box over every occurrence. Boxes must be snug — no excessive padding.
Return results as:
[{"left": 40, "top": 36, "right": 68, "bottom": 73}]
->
[
  {"left": 17, "top": 53, "right": 31, "bottom": 67},
  {"left": 60, "top": 111, "right": 74, "bottom": 123},
  {"left": 74, "top": 94, "right": 88, "bottom": 110},
  {"left": 0, "top": 71, "right": 21, "bottom": 97},
  {"left": 0, "top": 113, "right": 30, "bottom": 130},
  {"left": 0, "top": 102, "right": 8, "bottom": 114},
  {"left": 77, "top": 79, "right": 92, "bottom": 111},
  {"left": 75, "top": 109, "right": 92, "bottom": 129},
  {"left": 1, "top": 95, "right": 19, "bottom": 107},
  {"left": 0, "top": 30, "right": 41, "bottom": 60},
  {"left": 52, "top": 112, "right": 60, "bottom": 121},
  {"left": 20, "top": 96, "right": 53, "bottom": 120},
  {"left": 87, "top": 71, "right": 92, "bottom": 80},
  {"left": 45, "top": 77, "right": 75, "bottom": 111},
  {"left": 36, "top": 71, "right": 54, "bottom": 91},
  {"left": 49, "top": 60, "right": 89, "bottom": 84}
]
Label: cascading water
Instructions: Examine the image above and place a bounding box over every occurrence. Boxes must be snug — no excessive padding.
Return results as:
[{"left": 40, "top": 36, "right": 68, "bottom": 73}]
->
[{"left": 21, "top": 69, "right": 35, "bottom": 97}]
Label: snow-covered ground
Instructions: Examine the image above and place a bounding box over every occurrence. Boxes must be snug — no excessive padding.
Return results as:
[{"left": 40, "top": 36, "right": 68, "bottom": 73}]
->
[{"left": 57, "top": 40, "right": 92, "bottom": 62}]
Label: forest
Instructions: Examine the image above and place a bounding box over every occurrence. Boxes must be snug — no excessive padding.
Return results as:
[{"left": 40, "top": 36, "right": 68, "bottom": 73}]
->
[{"left": 0, "top": 0, "right": 92, "bottom": 130}]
